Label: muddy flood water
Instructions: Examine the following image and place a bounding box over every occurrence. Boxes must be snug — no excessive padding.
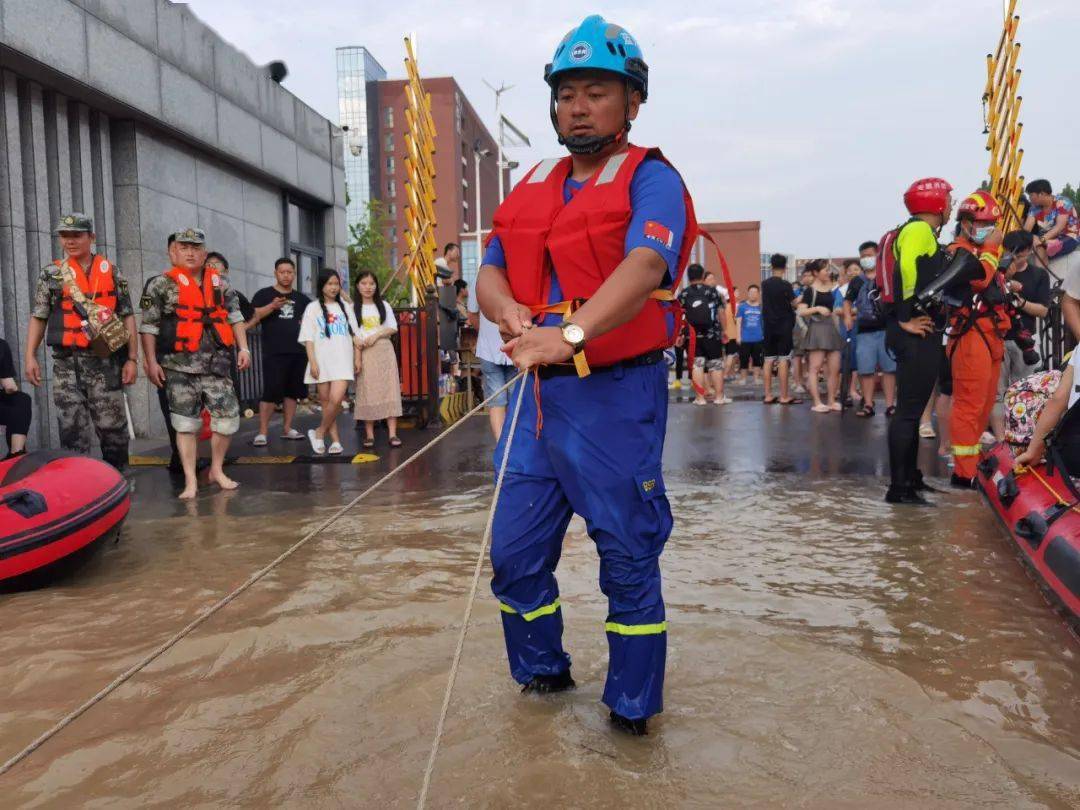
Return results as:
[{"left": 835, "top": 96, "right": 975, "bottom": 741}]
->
[{"left": 2, "top": 404, "right": 1079, "bottom": 808}]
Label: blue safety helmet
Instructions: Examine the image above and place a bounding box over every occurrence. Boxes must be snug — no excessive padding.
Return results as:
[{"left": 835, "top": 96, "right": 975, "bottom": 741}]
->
[
  {"left": 545, "top": 15, "right": 649, "bottom": 100},
  {"left": 544, "top": 15, "right": 648, "bottom": 155}
]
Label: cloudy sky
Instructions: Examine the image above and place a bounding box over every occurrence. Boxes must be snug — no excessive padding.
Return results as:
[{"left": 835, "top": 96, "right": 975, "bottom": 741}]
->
[{"left": 186, "top": 0, "right": 1079, "bottom": 257}]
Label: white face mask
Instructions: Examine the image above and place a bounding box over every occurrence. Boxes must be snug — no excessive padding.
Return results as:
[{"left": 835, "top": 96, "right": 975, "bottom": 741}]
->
[{"left": 859, "top": 256, "right": 876, "bottom": 271}]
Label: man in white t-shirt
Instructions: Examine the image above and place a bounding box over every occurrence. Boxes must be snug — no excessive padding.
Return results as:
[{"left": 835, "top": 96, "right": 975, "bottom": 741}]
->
[{"left": 467, "top": 276, "right": 516, "bottom": 438}]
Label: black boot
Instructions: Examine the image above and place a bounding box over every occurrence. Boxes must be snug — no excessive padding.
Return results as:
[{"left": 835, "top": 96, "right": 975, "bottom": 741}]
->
[
  {"left": 885, "top": 485, "right": 934, "bottom": 506},
  {"left": 911, "top": 471, "right": 945, "bottom": 494},
  {"left": 950, "top": 473, "right": 975, "bottom": 489},
  {"left": 167, "top": 453, "right": 183, "bottom": 474},
  {"left": 521, "top": 670, "right": 576, "bottom": 694},
  {"left": 609, "top": 710, "right": 648, "bottom": 736}
]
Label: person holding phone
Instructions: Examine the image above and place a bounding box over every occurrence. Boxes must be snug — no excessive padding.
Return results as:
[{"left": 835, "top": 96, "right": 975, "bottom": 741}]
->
[{"left": 249, "top": 258, "right": 311, "bottom": 446}]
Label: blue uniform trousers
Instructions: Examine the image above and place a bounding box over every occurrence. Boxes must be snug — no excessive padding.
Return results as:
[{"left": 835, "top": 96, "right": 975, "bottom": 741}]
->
[{"left": 489, "top": 362, "right": 673, "bottom": 720}]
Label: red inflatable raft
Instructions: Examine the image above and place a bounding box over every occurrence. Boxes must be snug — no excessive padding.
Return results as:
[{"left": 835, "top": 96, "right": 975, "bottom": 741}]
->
[
  {"left": 0, "top": 451, "right": 129, "bottom": 587},
  {"left": 976, "top": 443, "right": 1080, "bottom": 628}
]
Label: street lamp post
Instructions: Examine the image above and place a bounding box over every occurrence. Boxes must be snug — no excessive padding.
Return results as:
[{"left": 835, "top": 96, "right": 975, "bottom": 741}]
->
[{"left": 474, "top": 140, "right": 492, "bottom": 277}]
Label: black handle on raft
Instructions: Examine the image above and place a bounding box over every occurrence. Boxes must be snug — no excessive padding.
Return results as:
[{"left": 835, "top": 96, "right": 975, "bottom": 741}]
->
[
  {"left": 998, "top": 472, "right": 1021, "bottom": 508},
  {"left": 0, "top": 489, "right": 47, "bottom": 519},
  {"left": 1014, "top": 511, "right": 1049, "bottom": 549}
]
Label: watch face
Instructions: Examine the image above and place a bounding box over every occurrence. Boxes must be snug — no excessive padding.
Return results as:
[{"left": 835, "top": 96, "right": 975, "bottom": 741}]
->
[{"left": 563, "top": 323, "right": 585, "bottom": 345}]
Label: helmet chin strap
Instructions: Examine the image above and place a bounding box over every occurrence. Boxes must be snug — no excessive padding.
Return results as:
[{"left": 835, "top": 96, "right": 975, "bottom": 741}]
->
[{"left": 549, "top": 82, "right": 632, "bottom": 156}]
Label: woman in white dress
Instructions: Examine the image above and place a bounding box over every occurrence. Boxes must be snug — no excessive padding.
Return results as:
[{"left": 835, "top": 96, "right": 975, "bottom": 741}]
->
[
  {"left": 352, "top": 271, "right": 403, "bottom": 448},
  {"left": 298, "top": 269, "right": 360, "bottom": 455}
]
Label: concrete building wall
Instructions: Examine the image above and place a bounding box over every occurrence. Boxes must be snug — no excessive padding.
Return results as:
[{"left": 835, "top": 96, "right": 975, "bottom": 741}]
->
[{"left": 0, "top": 0, "right": 346, "bottom": 448}]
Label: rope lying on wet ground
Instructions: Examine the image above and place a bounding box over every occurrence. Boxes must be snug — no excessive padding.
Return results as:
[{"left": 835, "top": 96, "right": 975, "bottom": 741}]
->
[
  {"left": 416, "top": 370, "right": 530, "bottom": 810},
  {"left": 0, "top": 371, "right": 526, "bottom": 780}
]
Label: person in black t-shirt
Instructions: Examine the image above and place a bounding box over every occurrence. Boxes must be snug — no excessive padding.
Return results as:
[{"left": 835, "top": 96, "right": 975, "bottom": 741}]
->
[
  {"left": 0, "top": 337, "right": 31, "bottom": 458},
  {"left": 991, "top": 230, "right": 1051, "bottom": 440},
  {"left": 249, "top": 258, "right": 312, "bottom": 445},
  {"left": 760, "top": 253, "right": 801, "bottom": 404}
]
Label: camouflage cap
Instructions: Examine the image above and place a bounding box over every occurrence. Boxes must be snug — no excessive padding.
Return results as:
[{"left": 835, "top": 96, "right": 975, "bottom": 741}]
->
[
  {"left": 172, "top": 227, "right": 206, "bottom": 245},
  {"left": 55, "top": 212, "right": 93, "bottom": 233}
]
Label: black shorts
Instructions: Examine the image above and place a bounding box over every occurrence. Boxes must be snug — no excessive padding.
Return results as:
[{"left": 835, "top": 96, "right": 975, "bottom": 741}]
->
[
  {"left": 738, "top": 341, "right": 764, "bottom": 368},
  {"left": 939, "top": 343, "right": 953, "bottom": 396},
  {"left": 692, "top": 334, "right": 725, "bottom": 371},
  {"left": 762, "top": 328, "right": 794, "bottom": 359},
  {"left": 261, "top": 353, "right": 309, "bottom": 403}
]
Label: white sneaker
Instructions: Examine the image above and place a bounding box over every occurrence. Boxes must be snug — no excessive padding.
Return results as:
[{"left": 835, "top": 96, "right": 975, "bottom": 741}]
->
[
  {"left": 327, "top": 441, "right": 343, "bottom": 455},
  {"left": 715, "top": 396, "right": 733, "bottom": 405},
  {"left": 281, "top": 428, "right": 304, "bottom": 440},
  {"left": 307, "top": 429, "right": 325, "bottom": 455},
  {"left": 252, "top": 434, "right": 268, "bottom": 446}
]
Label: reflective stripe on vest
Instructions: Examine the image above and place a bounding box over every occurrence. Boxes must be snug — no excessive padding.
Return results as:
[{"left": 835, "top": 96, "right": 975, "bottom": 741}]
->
[
  {"left": 57, "top": 255, "right": 117, "bottom": 348},
  {"left": 165, "top": 267, "right": 234, "bottom": 352},
  {"left": 491, "top": 144, "right": 699, "bottom": 367}
]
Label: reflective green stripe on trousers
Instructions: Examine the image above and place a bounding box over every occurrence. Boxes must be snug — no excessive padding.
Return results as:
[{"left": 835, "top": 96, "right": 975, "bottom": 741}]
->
[
  {"left": 604, "top": 621, "right": 667, "bottom": 636},
  {"left": 499, "top": 598, "right": 561, "bottom": 622}
]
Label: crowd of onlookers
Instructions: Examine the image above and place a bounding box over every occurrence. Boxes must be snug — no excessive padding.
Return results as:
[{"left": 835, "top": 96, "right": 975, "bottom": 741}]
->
[
  {"left": 669, "top": 175, "right": 1075, "bottom": 472},
  {"left": 671, "top": 246, "right": 900, "bottom": 416}
]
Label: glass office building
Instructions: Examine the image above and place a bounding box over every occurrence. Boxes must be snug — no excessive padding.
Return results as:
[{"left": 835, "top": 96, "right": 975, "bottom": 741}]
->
[{"left": 336, "top": 47, "right": 387, "bottom": 233}]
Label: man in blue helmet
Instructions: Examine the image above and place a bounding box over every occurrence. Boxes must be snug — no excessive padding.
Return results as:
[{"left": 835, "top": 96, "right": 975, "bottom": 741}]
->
[{"left": 476, "top": 14, "right": 699, "bottom": 735}]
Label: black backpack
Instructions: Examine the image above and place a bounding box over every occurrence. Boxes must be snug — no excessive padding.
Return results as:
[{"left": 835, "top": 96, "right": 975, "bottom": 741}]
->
[{"left": 682, "top": 285, "right": 715, "bottom": 331}]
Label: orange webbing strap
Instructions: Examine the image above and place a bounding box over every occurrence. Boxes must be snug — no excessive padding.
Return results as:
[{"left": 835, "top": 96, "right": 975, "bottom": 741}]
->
[{"left": 1014, "top": 463, "right": 1080, "bottom": 513}]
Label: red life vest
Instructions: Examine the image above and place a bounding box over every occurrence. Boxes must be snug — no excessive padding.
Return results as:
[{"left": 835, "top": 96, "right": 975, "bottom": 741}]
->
[
  {"left": 56, "top": 255, "right": 117, "bottom": 349},
  {"left": 490, "top": 144, "right": 698, "bottom": 367},
  {"left": 947, "top": 237, "right": 1010, "bottom": 340},
  {"left": 165, "top": 267, "right": 234, "bottom": 353}
]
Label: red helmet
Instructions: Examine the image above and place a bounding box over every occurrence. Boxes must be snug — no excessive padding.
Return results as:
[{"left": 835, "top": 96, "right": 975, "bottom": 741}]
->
[
  {"left": 903, "top": 177, "right": 953, "bottom": 216},
  {"left": 957, "top": 189, "right": 1002, "bottom": 223}
]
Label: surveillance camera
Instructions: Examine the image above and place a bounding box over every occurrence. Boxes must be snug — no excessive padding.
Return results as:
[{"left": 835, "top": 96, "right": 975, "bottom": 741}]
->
[{"left": 341, "top": 125, "right": 350, "bottom": 133}]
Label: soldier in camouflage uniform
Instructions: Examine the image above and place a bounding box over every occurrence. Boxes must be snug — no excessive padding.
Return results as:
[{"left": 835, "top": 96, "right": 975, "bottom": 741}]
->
[
  {"left": 23, "top": 213, "right": 139, "bottom": 470},
  {"left": 139, "top": 228, "right": 250, "bottom": 499}
]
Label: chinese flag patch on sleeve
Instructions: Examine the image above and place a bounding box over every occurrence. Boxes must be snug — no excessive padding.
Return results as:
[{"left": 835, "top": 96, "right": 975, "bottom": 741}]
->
[{"left": 644, "top": 220, "right": 674, "bottom": 249}]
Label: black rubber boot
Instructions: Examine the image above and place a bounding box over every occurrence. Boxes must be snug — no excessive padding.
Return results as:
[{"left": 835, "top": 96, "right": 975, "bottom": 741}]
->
[
  {"left": 609, "top": 711, "right": 648, "bottom": 736},
  {"left": 885, "top": 486, "right": 934, "bottom": 506},
  {"left": 521, "top": 670, "right": 576, "bottom": 694},
  {"left": 911, "top": 471, "right": 944, "bottom": 494},
  {"left": 950, "top": 473, "right": 975, "bottom": 489}
]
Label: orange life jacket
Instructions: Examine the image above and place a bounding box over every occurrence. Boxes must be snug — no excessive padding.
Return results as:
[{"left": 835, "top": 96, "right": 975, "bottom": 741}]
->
[
  {"left": 489, "top": 144, "right": 697, "bottom": 367},
  {"left": 164, "top": 267, "right": 234, "bottom": 353},
  {"left": 56, "top": 255, "right": 117, "bottom": 349},
  {"left": 947, "top": 236, "right": 1010, "bottom": 339}
]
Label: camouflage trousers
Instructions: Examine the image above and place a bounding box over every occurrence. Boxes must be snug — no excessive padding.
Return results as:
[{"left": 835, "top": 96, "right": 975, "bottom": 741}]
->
[
  {"left": 52, "top": 351, "right": 129, "bottom": 470},
  {"left": 165, "top": 369, "right": 239, "bottom": 436}
]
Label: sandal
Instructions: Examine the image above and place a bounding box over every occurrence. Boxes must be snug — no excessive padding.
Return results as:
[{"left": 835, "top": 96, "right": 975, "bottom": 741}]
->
[
  {"left": 811, "top": 404, "right": 830, "bottom": 413},
  {"left": 778, "top": 398, "right": 804, "bottom": 405},
  {"left": 856, "top": 405, "right": 875, "bottom": 418},
  {"left": 885, "top": 406, "right": 896, "bottom": 418},
  {"left": 362, "top": 438, "right": 375, "bottom": 449},
  {"left": 763, "top": 397, "right": 779, "bottom": 405},
  {"left": 388, "top": 436, "right": 403, "bottom": 448}
]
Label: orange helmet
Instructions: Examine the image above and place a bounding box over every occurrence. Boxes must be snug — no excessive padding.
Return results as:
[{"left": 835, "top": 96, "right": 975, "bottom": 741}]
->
[{"left": 957, "top": 190, "right": 1002, "bottom": 223}]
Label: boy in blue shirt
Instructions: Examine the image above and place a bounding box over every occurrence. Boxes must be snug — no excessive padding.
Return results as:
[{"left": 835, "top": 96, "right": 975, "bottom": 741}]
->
[{"left": 736, "top": 283, "right": 764, "bottom": 383}]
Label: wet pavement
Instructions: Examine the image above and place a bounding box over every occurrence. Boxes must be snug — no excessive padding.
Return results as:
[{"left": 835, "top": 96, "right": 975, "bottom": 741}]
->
[{"left": 2, "top": 393, "right": 1079, "bottom": 808}]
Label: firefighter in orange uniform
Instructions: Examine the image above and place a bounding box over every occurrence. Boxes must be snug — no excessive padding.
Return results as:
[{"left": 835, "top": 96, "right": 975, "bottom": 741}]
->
[
  {"left": 140, "top": 228, "right": 250, "bottom": 499},
  {"left": 946, "top": 191, "right": 1009, "bottom": 487}
]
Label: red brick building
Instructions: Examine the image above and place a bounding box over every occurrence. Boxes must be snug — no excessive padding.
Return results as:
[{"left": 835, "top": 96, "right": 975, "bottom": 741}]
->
[
  {"left": 694, "top": 221, "right": 762, "bottom": 297},
  {"left": 373, "top": 77, "right": 506, "bottom": 268}
]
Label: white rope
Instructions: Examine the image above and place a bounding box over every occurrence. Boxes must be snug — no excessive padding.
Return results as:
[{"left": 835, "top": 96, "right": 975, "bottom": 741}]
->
[
  {"left": 0, "top": 371, "right": 526, "bottom": 779},
  {"left": 416, "top": 369, "right": 530, "bottom": 810}
]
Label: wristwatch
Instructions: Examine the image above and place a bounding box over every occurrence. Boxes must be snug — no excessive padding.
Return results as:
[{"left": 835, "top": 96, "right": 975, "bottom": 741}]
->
[{"left": 559, "top": 321, "right": 586, "bottom": 352}]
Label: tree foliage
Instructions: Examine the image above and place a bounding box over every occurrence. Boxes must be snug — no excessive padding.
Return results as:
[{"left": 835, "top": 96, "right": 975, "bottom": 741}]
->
[
  {"left": 346, "top": 200, "right": 409, "bottom": 307},
  {"left": 1062, "top": 183, "right": 1080, "bottom": 209}
]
